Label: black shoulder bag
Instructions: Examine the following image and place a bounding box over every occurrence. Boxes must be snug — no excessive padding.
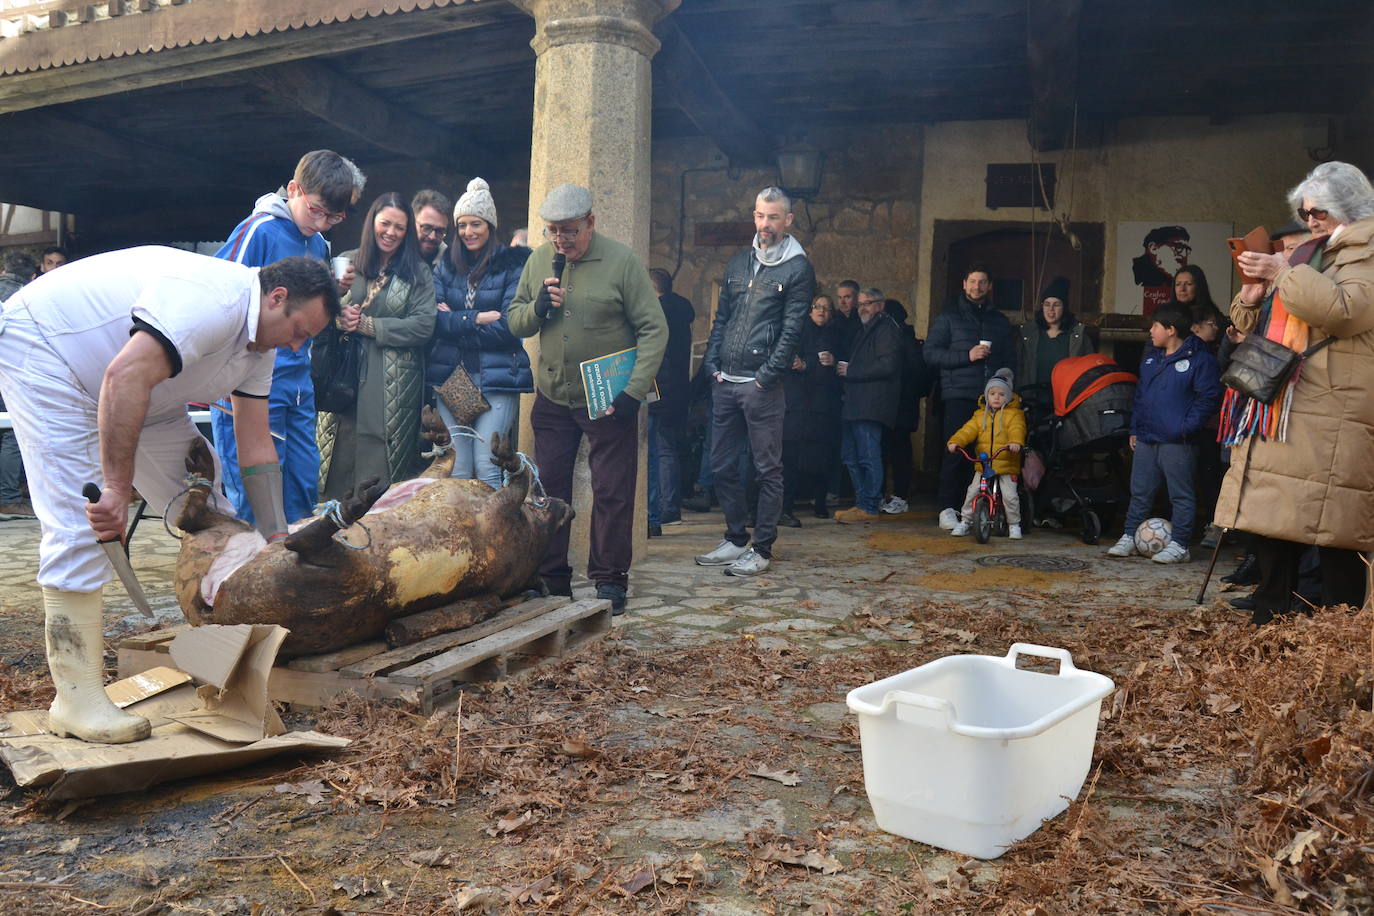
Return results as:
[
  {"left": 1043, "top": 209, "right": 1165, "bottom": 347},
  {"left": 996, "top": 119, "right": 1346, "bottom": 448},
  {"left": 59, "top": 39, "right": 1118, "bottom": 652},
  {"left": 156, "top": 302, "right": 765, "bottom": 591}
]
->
[{"left": 1220, "top": 334, "right": 1334, "bottom": 405}]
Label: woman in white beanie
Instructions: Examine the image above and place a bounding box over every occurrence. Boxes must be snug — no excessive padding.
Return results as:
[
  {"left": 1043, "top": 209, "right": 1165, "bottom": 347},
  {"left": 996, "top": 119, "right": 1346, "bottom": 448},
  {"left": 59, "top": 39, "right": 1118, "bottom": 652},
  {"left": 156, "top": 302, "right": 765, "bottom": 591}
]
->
[{"left": 428, "top": 178, "right": 534, "bottom": 487}]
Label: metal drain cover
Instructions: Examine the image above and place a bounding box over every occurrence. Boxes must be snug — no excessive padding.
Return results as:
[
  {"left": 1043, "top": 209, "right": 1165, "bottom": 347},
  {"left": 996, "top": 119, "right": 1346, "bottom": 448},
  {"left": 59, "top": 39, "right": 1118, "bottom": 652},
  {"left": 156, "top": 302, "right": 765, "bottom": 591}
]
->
[{"left": 974, "top": 554, "right": 1090, "bottom": 572}]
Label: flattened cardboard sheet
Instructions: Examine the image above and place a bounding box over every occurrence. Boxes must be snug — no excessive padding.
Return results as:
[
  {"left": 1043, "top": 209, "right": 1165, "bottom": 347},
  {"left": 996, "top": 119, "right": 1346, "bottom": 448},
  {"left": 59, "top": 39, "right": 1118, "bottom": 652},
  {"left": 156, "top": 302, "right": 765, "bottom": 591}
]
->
[{"left": 0, "top": 625, "right": 348, "bottom": 799}]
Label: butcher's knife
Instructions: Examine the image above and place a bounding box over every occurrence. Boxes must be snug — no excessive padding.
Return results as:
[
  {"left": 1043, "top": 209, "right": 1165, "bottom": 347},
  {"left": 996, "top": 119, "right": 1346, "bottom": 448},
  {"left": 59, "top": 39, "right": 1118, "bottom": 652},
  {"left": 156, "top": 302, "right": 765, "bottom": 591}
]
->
[{"left": 83, "top": 482, "right": 156, "bottom": 618}]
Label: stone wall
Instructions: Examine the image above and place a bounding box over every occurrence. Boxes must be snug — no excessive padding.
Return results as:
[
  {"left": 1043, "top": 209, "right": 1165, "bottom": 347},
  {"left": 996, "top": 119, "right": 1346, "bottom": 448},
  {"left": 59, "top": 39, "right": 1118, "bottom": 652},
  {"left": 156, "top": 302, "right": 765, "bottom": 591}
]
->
[{"left": 648, "top": 125, "right": 925, "bottom": 350}]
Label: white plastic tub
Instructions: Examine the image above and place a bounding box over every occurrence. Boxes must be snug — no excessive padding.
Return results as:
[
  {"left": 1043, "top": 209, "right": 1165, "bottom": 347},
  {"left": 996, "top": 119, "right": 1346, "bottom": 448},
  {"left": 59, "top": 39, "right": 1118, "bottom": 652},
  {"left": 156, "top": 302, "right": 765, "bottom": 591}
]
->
[{"left": 845, "top": 643, "right": 1114, "bottom": 859}]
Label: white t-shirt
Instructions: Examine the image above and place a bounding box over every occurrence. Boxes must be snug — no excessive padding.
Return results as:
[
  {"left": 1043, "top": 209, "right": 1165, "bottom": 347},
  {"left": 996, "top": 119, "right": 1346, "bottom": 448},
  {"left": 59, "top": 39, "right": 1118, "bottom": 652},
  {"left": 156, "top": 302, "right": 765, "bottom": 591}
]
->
[{"left": 7, "top": 246, "right": 272, "bottom": 420}]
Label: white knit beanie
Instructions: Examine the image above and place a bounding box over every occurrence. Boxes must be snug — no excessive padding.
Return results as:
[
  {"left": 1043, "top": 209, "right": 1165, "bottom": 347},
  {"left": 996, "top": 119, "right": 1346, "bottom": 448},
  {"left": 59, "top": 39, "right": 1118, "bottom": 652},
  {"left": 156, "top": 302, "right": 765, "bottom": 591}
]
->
[{"left": 454, "top": 177, "right": 498, "bottom": 228}]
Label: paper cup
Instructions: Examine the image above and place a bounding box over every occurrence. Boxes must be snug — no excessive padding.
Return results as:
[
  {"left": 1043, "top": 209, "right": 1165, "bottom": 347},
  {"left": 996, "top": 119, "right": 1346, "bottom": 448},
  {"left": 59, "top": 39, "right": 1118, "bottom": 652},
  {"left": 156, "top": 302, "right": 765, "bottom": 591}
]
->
[
  {"left": 331, "top": 256, "right": 351, "bottom": 281},
  {"left": 979, "top": 339, "right": 992, "bottom": 348}
]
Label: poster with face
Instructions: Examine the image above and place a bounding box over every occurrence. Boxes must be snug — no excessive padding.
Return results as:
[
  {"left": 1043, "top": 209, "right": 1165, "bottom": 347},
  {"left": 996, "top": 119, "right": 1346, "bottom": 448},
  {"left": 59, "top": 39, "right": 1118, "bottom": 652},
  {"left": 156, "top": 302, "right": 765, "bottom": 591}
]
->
[{"left": 1115, "top": 221, "right": 1233, "bottom": 316}]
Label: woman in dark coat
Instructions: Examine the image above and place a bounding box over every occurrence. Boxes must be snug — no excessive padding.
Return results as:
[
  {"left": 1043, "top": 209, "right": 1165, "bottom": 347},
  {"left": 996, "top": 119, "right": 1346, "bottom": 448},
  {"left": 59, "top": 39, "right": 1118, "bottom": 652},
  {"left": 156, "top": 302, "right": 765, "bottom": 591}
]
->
[
  {"left": 780, "top": 296, "right": 843, "bottom": 523},
  {"left": 1016, "top": 275, "right": 1095, "bottom": 419},
  {"left": 428, "top": 178, "right": 533, "bottom": 489}
]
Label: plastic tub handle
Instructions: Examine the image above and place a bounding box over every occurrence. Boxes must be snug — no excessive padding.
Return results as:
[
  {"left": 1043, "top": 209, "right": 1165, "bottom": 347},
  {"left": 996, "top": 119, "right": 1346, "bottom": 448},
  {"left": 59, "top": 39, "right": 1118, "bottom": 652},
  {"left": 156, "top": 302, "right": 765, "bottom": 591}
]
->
[
  {"left": 886, "top": 690, "right": 957, "bottom": 729},
  {"left": 1007, "top": 643, "right": 1078, "bottom": 675}
]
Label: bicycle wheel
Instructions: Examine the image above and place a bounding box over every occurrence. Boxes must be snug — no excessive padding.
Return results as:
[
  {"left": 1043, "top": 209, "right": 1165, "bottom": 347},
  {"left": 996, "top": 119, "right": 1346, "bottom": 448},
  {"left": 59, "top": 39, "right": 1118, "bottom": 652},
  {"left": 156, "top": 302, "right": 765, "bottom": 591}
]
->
[{"left": 973, "top": 497, "right": 993, "bottom": 544}]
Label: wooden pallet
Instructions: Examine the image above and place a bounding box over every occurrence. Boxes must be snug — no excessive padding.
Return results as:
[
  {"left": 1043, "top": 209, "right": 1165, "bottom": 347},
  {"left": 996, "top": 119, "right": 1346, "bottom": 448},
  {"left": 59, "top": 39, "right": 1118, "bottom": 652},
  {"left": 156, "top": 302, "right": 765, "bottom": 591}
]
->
[{"left": 117, "top": 596, "right": 613, "bottom": 714}]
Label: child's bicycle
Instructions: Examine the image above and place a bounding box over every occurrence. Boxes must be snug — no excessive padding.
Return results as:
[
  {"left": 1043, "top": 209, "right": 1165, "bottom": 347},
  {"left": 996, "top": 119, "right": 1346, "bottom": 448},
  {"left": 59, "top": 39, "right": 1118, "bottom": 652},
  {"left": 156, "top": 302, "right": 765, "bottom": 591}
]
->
[{"left": 955, "top": 445, "right": 1018, "bottom": 544}]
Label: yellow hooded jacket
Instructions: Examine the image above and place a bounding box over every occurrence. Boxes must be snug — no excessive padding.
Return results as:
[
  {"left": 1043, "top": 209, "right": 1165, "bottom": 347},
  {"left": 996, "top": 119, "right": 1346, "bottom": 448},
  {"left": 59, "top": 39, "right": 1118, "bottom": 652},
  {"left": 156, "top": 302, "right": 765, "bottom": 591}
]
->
[{"left": 948, "top": 392, "right": 1027, "bottom": 476}]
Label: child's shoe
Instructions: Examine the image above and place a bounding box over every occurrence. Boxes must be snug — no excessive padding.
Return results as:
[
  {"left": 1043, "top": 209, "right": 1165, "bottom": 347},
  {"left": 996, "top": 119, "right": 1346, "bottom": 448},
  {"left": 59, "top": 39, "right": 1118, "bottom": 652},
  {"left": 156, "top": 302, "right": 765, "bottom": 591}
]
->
[
  {"left": 1106, "top": 534, "right": 1137, "bottom": 557},
  {"left": 951, "top": 522, "right": 970, "bottom": 537},
  {"left": 1008, "top": 524, "right": 1023, "bottom": 539},
  {"left": 1152, "top": 542, "right": 1191, "bottom": 564}
]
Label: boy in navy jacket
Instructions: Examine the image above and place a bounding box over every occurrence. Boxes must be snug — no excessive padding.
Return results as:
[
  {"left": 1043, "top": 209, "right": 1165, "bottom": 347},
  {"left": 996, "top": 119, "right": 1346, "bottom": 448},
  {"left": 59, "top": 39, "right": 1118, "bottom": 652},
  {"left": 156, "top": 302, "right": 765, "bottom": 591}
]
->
[
  {"left": 213, "top": 150, "right": 363, "bottom": 526},
  {"left": 1107, "top": 304, "right": 1222, "bottom": 563}
]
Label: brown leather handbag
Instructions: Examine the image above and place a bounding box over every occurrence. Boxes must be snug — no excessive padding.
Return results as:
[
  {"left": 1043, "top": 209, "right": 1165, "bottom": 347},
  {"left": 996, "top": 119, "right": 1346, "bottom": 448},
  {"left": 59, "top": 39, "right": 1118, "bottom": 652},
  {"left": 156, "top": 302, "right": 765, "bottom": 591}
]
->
[{"left": 435, "top": 363, "right": 490, "bottom": 426}]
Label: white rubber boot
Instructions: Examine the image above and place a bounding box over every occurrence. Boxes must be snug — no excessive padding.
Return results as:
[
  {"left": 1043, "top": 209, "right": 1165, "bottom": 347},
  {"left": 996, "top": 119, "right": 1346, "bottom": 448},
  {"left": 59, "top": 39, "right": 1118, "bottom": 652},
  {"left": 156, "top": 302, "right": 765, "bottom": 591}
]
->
[{"left": 44, "top": 587, "right": 151, "bottom": 744}]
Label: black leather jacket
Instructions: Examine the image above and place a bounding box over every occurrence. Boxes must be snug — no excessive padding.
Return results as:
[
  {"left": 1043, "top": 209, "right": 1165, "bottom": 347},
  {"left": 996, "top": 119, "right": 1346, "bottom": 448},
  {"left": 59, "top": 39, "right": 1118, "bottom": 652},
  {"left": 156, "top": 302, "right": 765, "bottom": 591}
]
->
[{"left": 703, "top": 247, "right": 815, "bottom": 390}]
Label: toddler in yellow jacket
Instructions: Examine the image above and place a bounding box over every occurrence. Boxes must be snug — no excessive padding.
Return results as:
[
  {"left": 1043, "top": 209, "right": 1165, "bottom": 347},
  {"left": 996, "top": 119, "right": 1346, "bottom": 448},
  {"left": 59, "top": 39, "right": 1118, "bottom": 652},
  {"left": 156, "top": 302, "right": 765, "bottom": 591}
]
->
[{"left": 946, "top": 368, "right": 1027, "bottom": 539}]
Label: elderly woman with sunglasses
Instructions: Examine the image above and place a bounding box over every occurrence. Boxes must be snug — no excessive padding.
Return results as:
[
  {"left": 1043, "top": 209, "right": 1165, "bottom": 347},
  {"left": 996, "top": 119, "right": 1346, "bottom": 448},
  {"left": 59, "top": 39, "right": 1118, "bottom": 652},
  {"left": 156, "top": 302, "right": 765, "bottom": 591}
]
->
[{"left": 1215, "top": 162, "right": 1374, "bottom": 624}]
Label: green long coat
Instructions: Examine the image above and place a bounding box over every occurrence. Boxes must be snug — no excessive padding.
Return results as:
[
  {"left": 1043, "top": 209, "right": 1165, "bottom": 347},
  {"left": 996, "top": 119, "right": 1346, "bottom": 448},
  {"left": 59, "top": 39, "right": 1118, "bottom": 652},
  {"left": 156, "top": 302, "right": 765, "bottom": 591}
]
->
[{"left": 318, "top": 253, "right": 436, "bottom": 499}]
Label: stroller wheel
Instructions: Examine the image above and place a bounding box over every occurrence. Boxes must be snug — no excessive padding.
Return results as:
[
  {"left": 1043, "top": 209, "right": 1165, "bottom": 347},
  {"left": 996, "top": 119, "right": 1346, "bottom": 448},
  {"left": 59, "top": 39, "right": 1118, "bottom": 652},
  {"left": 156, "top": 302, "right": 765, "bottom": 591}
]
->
[{"left": 1081, "top": 510, "right": 1102, "bottom": 545}]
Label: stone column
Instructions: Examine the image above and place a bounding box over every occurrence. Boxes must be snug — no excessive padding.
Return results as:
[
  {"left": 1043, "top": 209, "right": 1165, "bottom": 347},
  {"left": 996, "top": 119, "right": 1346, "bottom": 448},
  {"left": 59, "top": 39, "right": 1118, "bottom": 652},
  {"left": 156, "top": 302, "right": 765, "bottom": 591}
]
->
[{"left": 512, "top": 0, "right": 679, "bottom": 589}]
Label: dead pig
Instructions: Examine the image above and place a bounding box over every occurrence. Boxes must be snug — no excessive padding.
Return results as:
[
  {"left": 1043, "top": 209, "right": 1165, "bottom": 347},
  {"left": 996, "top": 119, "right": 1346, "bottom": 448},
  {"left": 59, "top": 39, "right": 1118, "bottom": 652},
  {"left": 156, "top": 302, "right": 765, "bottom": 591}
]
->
[{"left": 172, "top": 408, "right": 573, "bottom": 656}]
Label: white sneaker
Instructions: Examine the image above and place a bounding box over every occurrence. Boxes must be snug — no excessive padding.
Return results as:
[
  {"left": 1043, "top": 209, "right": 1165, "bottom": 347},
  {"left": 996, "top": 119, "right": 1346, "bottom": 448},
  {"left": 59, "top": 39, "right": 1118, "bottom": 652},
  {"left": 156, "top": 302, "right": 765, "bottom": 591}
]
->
[
  {"left": 1152, "top": 541, "right": 1191, "bottom": 564},
  {"left": 938, "top": 508, "right": 959, "bottom": 530},
  {"left": 1009, "top": 524, "right": 1023, "bottom": 539},
  {"left": 695, "top": 539, "right": 749, "bottom": 566},
  {"left": 881, "top": 497, "right": 909, "bottom": 515},
  {"left": 951, "top": 522, "right": 970, "bottom": 537},
  {"left": 1106, "top": 534, "right": 1137, "bottom": 558},
  {"left": 724, "top": 547, "right": 770, "bottom": 577}
]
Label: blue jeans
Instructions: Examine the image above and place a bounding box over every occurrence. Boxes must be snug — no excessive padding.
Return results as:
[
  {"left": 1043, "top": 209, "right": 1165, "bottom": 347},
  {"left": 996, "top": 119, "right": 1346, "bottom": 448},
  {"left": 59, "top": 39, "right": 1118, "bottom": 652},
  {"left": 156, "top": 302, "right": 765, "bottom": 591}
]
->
[
  {"left": 0, "top": 428, "right": 24, "bottom": 503},
  {"left": 1123, "top": 441, "right": 1196, "bottom": 546},
  {"left": 438, "top": 391, "right": 520, "bottom": 490},
  {"left": 211, "top": 387, "right": 320, "bottom": 525},
  {"left": 841, "top": 420, "right": 884, "bottom": 513},
  {"left": 647, "top": 413, "right": 684, "bottom": 526}
]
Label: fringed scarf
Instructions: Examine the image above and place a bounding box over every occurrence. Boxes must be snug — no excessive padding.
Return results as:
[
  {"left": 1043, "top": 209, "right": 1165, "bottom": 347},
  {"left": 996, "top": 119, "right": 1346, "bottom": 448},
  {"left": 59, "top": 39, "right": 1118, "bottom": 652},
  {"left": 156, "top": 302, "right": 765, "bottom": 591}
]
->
[{"left": 1219, "top": 238, "right": 1326, "bottom": 446}]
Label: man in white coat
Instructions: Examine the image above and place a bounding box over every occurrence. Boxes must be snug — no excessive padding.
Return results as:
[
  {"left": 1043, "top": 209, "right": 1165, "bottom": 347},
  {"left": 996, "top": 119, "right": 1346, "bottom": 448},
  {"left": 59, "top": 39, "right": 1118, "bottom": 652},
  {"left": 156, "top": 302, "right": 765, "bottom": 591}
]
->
[{"left": 0, "top": 247, "right": 338, "bottom": 744}]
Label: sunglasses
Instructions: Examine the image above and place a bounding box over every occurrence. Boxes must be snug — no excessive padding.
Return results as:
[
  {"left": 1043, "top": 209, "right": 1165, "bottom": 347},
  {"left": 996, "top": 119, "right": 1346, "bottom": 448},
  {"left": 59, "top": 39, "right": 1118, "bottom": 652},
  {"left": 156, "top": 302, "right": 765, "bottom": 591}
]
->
[{"left": 1298, "top": 207, "right": 1330, "bottom": 222}]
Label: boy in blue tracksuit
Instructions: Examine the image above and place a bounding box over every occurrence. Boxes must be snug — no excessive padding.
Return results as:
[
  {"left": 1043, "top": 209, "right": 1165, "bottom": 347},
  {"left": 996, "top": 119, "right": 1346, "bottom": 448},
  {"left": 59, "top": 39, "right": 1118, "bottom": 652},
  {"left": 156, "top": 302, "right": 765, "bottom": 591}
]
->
[
  {"left": 1107, "top": 304, "right": 1222, "bottom": 564},
  {"left": 212, "top": 150, "right": 364, "bottom": 525}
]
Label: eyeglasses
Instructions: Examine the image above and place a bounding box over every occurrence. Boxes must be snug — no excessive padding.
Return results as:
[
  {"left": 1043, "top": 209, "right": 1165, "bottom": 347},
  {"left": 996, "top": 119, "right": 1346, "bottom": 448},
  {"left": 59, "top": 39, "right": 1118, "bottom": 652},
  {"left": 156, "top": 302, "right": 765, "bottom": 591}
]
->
[
  {"left": 543, "top": 221, "right": 587, "bottom": 241},
  {"left": 1298, "top": 207, "right": 1330, "bottom": 222},
  {"left": 304, "top": 201, "right": 349, "bottom": 226},
  {"left": 417, "top": 224, "right": 447, "bottom": 239},
  {"left": 857, "top": 299, "right": 883, "bottom": 307}
]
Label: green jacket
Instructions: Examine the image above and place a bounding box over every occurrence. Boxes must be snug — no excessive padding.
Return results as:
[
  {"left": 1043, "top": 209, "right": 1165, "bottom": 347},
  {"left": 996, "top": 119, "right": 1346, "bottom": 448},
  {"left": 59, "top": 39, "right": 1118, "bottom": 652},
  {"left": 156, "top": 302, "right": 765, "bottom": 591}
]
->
[{"left": 508, "top": 233, "right": 667, "bottom": 408}]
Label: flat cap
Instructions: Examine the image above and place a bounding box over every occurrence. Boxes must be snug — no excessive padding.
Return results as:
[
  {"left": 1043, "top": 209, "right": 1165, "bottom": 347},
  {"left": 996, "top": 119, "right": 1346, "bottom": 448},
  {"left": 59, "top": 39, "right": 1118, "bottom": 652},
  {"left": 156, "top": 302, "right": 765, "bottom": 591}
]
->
[{"left": 539, "top": 183, "right": 593, "bottom": 222}]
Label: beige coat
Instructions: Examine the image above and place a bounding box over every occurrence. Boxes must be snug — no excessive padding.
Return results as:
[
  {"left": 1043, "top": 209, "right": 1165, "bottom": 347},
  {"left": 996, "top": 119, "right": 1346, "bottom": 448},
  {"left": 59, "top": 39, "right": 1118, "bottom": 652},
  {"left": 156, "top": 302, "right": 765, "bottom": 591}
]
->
[{"left": 1214, "top": 218, "right": 1374, "bottom": 550}]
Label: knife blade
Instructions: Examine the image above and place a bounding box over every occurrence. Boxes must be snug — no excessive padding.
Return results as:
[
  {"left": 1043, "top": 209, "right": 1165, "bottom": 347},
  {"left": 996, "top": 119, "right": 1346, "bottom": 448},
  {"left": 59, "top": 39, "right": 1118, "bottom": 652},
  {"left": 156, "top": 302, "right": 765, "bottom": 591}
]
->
[{"left": 84, "top": 482, "right": 156, "bottom": 618}]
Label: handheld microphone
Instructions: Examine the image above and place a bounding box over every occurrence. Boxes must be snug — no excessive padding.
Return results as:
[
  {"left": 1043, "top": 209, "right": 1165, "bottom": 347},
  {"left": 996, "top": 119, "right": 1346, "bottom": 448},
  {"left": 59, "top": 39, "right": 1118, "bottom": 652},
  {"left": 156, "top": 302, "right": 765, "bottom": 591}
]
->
[{"left": 537, "top": 252, "right": 567, "bottom": 317}]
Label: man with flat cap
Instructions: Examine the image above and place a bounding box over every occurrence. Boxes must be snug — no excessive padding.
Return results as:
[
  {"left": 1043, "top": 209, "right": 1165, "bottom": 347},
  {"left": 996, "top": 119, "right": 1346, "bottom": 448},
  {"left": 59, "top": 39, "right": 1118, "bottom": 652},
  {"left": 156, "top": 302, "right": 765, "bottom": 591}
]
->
[{"left": 508, "top": 184, "right": 668, "bottom": 615}]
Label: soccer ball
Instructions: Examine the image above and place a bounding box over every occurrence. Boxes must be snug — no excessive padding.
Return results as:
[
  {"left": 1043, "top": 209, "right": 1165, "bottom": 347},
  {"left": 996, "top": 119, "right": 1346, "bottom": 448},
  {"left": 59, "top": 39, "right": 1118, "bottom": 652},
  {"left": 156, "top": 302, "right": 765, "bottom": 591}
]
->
[{"left": 1135, "top": 518, "right": 1173, "bottom": 557}]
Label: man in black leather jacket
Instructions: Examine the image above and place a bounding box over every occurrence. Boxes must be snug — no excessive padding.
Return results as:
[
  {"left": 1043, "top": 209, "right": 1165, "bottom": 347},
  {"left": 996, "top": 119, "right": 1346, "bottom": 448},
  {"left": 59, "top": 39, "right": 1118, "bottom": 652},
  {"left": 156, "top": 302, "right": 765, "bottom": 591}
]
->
[
  {"left": 924, "top": 264, "right": 1015, "bottom": 528},
  {"left": 694, "top": 187, "right": 815, "bottom": 577}
]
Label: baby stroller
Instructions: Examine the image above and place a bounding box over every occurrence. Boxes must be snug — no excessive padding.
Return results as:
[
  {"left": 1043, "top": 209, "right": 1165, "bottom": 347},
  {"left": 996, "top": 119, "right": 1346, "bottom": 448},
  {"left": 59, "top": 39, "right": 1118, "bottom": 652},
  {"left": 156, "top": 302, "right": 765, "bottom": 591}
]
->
[{"left": 1028, "top": 354, "right": 1137, "bottom": 544}]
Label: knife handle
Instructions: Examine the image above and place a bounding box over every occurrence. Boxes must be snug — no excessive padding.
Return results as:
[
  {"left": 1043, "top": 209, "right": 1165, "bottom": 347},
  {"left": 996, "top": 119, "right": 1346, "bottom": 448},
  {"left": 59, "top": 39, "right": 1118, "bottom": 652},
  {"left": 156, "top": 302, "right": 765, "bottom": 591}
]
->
[{"left": 83, "top": 482, "right": 121, "bottom": 545}]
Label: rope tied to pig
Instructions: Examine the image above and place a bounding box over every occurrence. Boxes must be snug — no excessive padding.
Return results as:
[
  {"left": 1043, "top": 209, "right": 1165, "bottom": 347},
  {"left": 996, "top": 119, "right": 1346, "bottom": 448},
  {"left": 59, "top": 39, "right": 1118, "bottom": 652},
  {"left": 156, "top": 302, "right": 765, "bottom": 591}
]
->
[
  {"left": 160, "top": 472, "right": 215, "bottom": 540},
  {"left": 317, "top": 499, "right": 373, "bottom": 550},
  {"left": 423, "top": 424, "right": 481, "bottom": 459},
  {"left": 508, "top": 451, "right": 549, "bottom": 507}
]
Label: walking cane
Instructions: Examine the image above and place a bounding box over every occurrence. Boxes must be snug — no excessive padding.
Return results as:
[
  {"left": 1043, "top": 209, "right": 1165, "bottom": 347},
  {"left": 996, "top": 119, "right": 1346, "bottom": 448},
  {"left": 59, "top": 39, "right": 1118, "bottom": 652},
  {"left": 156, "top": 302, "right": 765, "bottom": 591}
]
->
[{"left": 1195, "top": 527, "right": 1228, "bottom": 604}]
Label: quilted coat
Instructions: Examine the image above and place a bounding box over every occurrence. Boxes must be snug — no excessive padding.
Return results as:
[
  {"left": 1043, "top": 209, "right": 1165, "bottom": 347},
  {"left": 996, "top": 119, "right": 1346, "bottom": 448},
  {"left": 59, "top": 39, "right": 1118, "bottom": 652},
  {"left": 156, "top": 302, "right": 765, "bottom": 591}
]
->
[
  {"left": 1215, "top": 219, "right": 1374, "bottom": 550},
  {"left": 318, "top": 252, "right": 437, "bottom": 498}
]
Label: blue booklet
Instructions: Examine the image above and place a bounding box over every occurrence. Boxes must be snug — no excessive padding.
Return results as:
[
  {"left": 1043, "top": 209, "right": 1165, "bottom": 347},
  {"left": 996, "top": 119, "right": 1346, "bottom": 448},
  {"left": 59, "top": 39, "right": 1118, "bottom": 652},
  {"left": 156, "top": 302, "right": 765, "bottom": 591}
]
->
[{"left": 579, "top": 347, "right": 659, "bottom": 419}]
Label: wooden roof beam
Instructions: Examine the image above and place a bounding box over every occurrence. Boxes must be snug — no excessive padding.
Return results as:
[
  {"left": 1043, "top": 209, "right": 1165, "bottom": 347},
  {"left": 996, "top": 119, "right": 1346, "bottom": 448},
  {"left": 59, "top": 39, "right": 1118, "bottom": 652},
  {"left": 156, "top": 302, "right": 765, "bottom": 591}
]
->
[
  {"left": 654, "top": 17, "right": 774, "bottom": 167},
  {"left": 239, "top": 59, "right": 482, "bottom": 185},
  {"left": 0, "top": 109, "right": 272, "bottom": 212},
  {"left": 0, "top": 1, "right": 512, "bottom": 115},
  {"left": 1026, "top": 0, "right": 1082, "bottom": 152}
]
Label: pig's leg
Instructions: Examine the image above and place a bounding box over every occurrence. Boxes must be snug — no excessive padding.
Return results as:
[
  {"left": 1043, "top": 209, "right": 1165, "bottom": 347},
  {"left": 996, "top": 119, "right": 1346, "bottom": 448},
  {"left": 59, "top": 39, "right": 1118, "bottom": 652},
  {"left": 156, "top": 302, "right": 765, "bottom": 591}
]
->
[
  {"left": 177, "top": 438, "right": 239, "bottom": 534},
  {"left": 283, "top": 476, "right": 385, "bottom": 557},
  {"left": 418, "top": 405, "right": 457, "bottom": 479}
]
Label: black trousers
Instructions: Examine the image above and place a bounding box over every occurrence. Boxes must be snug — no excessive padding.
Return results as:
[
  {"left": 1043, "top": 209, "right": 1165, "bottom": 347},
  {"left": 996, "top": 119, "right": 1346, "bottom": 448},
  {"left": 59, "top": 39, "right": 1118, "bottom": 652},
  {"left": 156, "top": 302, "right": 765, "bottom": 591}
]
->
[
  {"left": 782, "top": 440, "right": 828, "bottom": 513},
  {"left": 1251, "top": 535, "right": 1366, "bottom": 613},
  {"left": 938, "top": 397, "right": 979, "bottom": 512},
  {"left": 531, "top": 392, "right": 637, "bottom": 590}
]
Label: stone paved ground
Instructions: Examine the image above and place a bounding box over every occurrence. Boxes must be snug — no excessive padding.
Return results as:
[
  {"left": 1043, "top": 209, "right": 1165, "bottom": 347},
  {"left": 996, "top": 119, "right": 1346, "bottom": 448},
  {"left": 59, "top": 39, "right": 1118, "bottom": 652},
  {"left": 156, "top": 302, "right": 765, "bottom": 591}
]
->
[{"left": 0, "top": 502, "right": 1237, "bottom": 913}]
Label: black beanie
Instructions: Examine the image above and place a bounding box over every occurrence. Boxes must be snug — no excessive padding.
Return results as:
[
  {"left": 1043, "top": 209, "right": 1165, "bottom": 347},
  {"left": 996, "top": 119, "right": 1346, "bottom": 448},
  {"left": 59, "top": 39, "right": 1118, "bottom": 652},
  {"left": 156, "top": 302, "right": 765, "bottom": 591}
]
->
[{"left": 1041, "top": 276, "right": 1070, "bottom": 304}]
